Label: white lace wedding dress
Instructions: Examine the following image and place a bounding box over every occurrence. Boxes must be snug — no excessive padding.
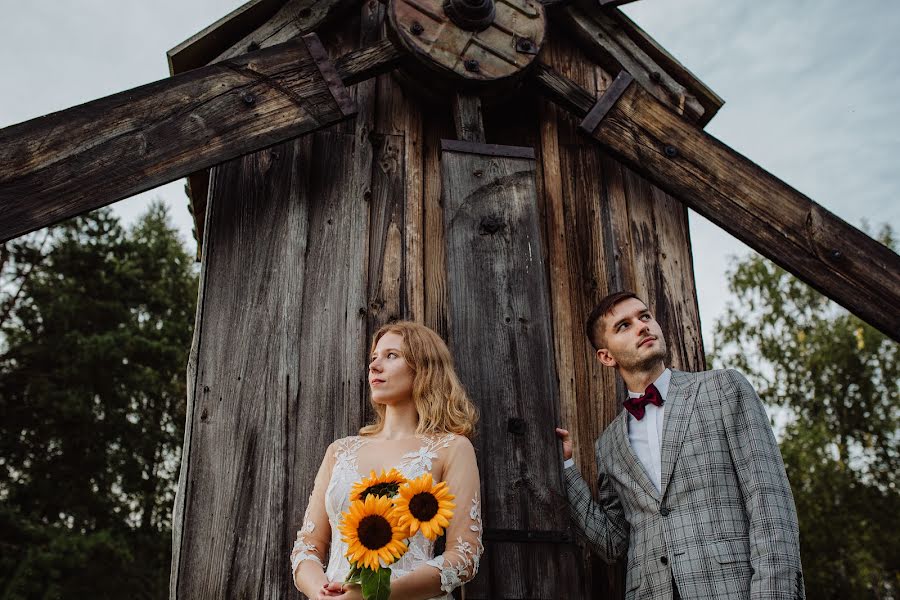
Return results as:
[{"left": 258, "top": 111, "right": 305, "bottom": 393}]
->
[{"left": 290, "top": 433, "right": 484, "bottom": 599}]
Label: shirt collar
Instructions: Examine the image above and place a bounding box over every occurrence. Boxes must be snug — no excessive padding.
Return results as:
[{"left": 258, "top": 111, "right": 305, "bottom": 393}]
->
[{"left": 627, "top": 368, "right": 672, "bottom": 401}]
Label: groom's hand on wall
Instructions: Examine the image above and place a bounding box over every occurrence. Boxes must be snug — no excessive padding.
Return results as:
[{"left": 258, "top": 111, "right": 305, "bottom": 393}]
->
[{"left": 555, "top": 427, "right": 573, "bottom": 461}]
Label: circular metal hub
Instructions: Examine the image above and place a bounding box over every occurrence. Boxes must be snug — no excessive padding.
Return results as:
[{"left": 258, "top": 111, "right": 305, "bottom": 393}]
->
[
  {"left": 388, "top": 0, "right": 545, "bottom": 85},
  {"left": 443, "top": 0, "right": 496, "bottom": 32}
]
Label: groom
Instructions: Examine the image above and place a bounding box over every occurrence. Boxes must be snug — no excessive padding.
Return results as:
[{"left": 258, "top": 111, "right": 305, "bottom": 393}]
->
[{"left": 556, "top": 291, "right": 804, "bottom": 599}]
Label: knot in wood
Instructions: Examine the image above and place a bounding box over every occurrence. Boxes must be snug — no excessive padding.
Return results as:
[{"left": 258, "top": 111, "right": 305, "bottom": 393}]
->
[
  {"left": 507, "top": 417, "right": 526, "bottom": 435},
  {"left": 478, "top": 215, "right": 505, "bottom": 235}
]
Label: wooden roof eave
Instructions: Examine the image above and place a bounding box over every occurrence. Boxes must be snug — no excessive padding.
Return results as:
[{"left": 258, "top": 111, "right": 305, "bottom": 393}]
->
[
  {"left": 167, "top": 0, "right": 723, "bottom": 251},
  {"left": 552, "top": 0, "right": 723, "bottom": 127}
]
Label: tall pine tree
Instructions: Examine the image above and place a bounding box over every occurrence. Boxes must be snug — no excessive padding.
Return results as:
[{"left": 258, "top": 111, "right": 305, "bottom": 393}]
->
[{"left": 0, "top": 202, "right": 197, "bottom": 599}]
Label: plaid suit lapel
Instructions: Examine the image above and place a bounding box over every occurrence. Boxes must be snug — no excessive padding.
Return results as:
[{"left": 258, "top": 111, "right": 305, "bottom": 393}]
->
[
  {"left": 659, "top": 370, "right": 700, "bottom": 498},
  {"left": 613, "top": 408, "right": 660, "bottom": 501}
]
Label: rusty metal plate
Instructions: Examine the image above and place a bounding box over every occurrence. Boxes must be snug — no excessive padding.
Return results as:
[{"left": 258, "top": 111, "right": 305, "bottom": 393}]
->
[{"left": 388, "top": 0, "right": 546, "bottom": 82}]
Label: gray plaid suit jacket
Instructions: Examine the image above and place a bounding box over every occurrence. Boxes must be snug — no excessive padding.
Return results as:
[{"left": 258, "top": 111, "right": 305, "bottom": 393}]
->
[{"left": 564, "top": 369, "right": 804, "bottom": 600}]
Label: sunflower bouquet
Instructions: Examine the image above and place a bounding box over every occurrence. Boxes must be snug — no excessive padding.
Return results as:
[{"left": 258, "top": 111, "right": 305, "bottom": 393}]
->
[{"left": 339, "top": 469, "right": 455, "bottom": 600}]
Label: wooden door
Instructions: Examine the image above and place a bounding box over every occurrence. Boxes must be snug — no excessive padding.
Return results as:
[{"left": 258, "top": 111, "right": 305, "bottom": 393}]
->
[{"left": 442, "top": 140, "right": 588, "bottom": 598}]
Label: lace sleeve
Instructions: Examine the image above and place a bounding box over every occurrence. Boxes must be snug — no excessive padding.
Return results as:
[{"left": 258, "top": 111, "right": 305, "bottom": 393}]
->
[
  {"left": 290, "top": 442, "right": 336, "bottom": 590},
  {"left": 426, "top": 436, "right": 484, "bottom": 593}
]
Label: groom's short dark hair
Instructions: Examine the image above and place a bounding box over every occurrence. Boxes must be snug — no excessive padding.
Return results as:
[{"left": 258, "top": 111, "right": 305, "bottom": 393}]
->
[{"left": 586, "top": 291, "right": 642, "bottom": 350}]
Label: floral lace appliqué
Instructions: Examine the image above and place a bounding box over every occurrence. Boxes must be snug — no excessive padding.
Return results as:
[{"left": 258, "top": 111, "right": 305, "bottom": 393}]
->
[
  {"left": 398, "top": 433, "right": 455, "bottom": 475},
  {"left": 290, "top": 506, "right": 324, "bottom": 575},
  {"left": 426, "top": 495, "right": 484, "bottom": 593}
]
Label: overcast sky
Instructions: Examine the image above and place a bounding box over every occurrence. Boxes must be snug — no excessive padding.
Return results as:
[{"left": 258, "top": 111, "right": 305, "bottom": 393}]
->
[{"left": 1, "top": 0, "right": 897, "bottom": 350}]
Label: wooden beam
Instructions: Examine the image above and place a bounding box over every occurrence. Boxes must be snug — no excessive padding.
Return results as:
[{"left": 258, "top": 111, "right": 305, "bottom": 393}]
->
[
  {"left": 559, "top": 2, "right": 707, "bottom": 123},
  {"left": 534, "top": 66, "right": 900, "bottom": 341},
  {"left": 0, "top": 37, "right": 404, "bottom": 243},
  {"left": 608, "top": 8, "right": 723, "bottom": 126}
]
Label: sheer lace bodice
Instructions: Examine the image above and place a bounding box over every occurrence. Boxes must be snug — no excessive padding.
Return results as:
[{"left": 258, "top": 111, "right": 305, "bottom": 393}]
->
[{"left": 291, "top": 433, "right": 483, "bottom": 599}]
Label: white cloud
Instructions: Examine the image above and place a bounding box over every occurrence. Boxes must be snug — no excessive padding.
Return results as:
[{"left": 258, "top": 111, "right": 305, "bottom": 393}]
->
[{"left": 1, "top": 0, "right": 896, "bottom": 348}]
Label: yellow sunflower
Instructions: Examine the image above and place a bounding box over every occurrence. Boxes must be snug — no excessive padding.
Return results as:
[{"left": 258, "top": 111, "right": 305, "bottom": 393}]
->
[
  {"left": 350, "top": 468, "right": 407, "bottom": 501},
  {"left": 339, "top": 494, "right": 409, "bottom": 570},
  {"left": 394, "top": 473, "right": 455, "bottom": 541}
]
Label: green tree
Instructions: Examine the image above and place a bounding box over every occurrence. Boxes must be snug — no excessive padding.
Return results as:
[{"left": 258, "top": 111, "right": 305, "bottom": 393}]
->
[
  {"left": 0, "top": 202, "right": 197, "bottom": 599},
  {"left": 712, "top": 225, "right": 899, "bottom": 599}
]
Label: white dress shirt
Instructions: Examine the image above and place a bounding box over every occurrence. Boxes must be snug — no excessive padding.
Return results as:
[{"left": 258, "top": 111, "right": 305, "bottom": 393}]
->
[{"left": 564, "top": 369, "right": 671, "bottom": 494}]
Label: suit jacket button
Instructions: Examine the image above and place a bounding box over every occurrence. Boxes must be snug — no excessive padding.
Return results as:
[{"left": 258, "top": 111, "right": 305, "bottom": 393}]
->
[
  {"left": 660, "top": 556, "right": 668, "bottom": 565},
  {"left": 659, "top": 506, "right": 670, "bottom": 516}
]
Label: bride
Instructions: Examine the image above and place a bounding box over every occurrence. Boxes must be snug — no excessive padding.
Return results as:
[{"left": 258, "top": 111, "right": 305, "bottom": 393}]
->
[{"left": 290, "top": 321, "right": 483, "bottom": 599}]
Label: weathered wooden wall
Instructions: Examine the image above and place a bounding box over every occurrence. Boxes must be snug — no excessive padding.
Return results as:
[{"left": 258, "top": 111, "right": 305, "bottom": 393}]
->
[{"left": 172, "top": 3, "right": 704, "bottom": 598}]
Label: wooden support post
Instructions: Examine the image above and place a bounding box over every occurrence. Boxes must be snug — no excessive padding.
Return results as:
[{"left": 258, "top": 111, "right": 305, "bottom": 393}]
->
[
  {"left": 451, "top": 94, "right": 486, "bottom": 143},
  {"left": 0, "top": 37, "right": 404, "bottom": 242},
  {"left": 441, "top": 139, "right": 587, "bottom": 598},
  {"left": 533, "top": 65, "right": 900, "bottom": 340}
]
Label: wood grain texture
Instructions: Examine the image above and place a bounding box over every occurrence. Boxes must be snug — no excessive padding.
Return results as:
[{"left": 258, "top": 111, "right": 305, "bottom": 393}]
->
[
  {"left": 560, "top": 1, "right": 705, "bottom": 122},
  {"left": 423, "top": 113, "right": 455, "bottom": 339},
  {"left": 0, "top": 35, "right": 355, "bottom": 243},
  {"left": 586, "top": 77, "right": 900, "bottom": 341},
  {"left": 452, "top": 94, "right": 487, "bottom": 143},
  {"left": 173, "top": 139, "right": 312, "bottom": 598},
  {"left": 606, "top": 7, "right": 723, "bottom": 126},
  {"left": 442, "top": 143, "right": 585, "bottom": 598},
  {"left": 212, "top": 0, "right": 358, "bottom": 63}
]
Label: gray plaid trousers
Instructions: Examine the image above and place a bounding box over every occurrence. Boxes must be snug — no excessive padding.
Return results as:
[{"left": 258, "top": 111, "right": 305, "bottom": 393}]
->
[{"left": 565, "top": 369, "right": 805, "bottom": 600}]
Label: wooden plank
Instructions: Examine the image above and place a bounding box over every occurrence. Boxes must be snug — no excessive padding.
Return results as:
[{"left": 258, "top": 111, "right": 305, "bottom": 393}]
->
[
  {"left": 372, "top": 22, "right": 425, "bottom": 323},
  {"left": 532, "top": 62, "right": 596, "bottom": 120},
  {"left": 334, "top": 38, "right": 406, "bottom": 86},
  {"left": 367, "top": 133, "right": 406, "bottom": 333},
  {"left": 423, "top": 115, "right": 453, "bottom": 339},
  {"left": 560, "top": 2, "right": 706, "bottom": 123},
  {"left": 172, "top": 138, "right": 313, "bottom": 597},
  {"left": 171, "top": 0, "right": 367, "bottom": 250},
  {"left": 580, "top": 74, "right": 900, "bottom": 341},
  {"left": 166, "top": 0, "right": 288, "bottom": 75},
  {"left": 608, "top": 8, "right": 723, "bottom": 127},
  {"left": 442, "top": 142, "right": 584, "bottom": 598},
  {"left": 211, "top": 0, "right": 359, "bottom": 63},
  {"left": 451, "top": 94, "right": 486, "bottom": 143},
  {"left": 646, "top": 185, "right": 705, "bottom": 370},
  {"left": 0, "top": 35, "right": 356, "bottom": 243}
]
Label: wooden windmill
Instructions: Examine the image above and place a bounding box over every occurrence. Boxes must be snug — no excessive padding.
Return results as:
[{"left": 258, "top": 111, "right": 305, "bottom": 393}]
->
[{"left": 1, "top": 0, "right": 898, "bottom": 597}]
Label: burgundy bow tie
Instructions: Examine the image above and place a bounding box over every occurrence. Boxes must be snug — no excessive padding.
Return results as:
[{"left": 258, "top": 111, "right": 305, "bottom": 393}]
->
[{"left": 623, "top": 383, "right": 663, "bottom": 420}]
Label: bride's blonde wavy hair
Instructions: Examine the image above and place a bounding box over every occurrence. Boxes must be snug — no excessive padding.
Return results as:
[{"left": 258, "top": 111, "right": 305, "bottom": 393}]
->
[{"left": 359, "top": 321, "right": 478, "bottom": 439}]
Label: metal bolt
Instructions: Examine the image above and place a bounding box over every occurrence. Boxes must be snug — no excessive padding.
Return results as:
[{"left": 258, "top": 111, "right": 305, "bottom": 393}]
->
[
  {"left": 411, "top": 21, "right": 424, "bottom": 35},
  {"left": 464, "top": 59, "right": 480, "bottom": 73},
  {"left": 241, "top": 92, "right": 256, "bottom": 106},
  {"left": 830, "top": 249, "right": 843, "bottom": 260},
  {"left": 247, "top": 41, "right": 260, "bottom": 52},
  {"left": 664, "top": 145, "right": 678, "bottom": 158},
  {"left": 516, "top": 37, "right": 535, "bottom": 54},
  {"left": 650, "top": 71, "right": 662, "bottom": 83}
]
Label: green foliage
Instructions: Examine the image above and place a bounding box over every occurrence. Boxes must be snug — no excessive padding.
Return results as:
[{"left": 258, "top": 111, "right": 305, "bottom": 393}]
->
[
  {"left": 712, "top": 224, "right": 899, "bottom": 599},
  {"left": 0, "top": 202, "right": 197, "bottom": 599},
  {"left": 359, "top": 567, "right": 391, "bottom": 600}
]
